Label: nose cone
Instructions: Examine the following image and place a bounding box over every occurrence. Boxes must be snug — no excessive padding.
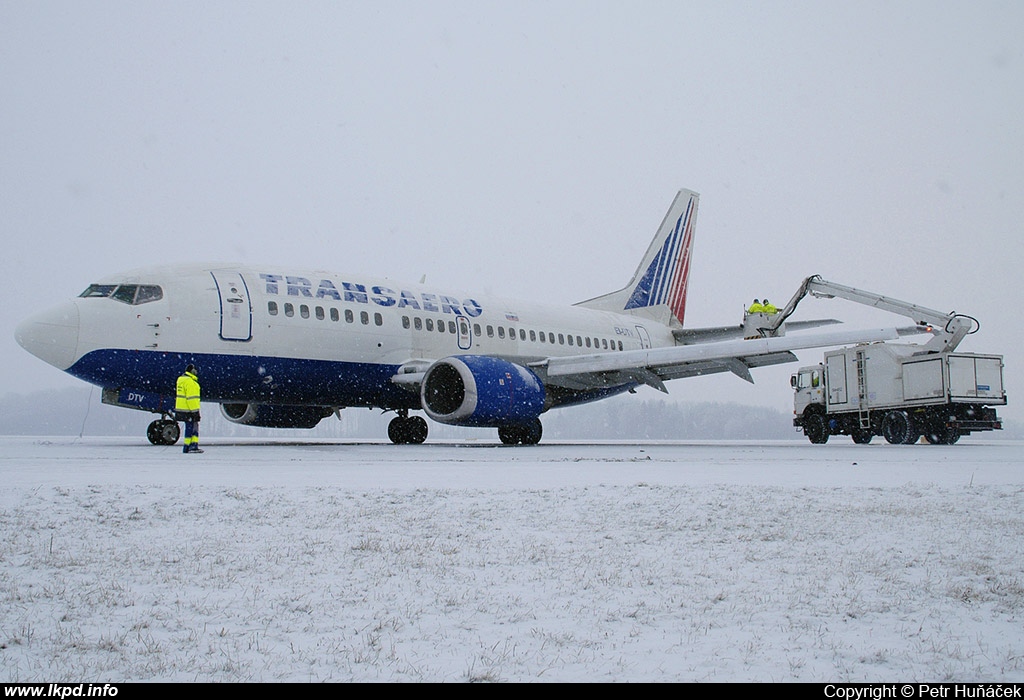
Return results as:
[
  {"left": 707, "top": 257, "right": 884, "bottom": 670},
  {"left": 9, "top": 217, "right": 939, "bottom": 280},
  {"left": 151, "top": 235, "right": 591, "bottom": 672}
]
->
[{"left": 15, "top": 301, "right": 81, "bottom": 370}]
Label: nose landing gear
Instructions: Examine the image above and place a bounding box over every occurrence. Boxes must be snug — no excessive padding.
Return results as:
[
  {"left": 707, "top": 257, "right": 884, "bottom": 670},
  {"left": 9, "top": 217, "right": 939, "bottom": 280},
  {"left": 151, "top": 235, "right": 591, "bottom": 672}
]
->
[{"left": 147, "top": 416, "right": 181, "bottom": 445}]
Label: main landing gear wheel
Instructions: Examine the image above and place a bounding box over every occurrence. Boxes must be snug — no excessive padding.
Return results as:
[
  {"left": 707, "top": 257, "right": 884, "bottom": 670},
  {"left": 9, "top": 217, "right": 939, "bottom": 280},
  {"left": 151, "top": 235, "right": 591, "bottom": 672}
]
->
[
  {"left": 387, "top": 414, "right": 428, "bottom": 444},
  {"left": 498, "top": 418, "right": 543, "bottom": 446},
  {"left": 147, "top": 419, "right": 180, "bottom": 446}
]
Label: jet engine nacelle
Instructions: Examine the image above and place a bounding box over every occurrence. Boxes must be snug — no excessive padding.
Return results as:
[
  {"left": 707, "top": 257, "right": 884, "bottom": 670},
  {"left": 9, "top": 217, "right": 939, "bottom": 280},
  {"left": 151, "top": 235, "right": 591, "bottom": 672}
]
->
[
  {"left": 421, "top": 355, "right": 546, "bottom": 427},
  {"left": 220, "top": 403, "right": 332, "bottom": 429}
]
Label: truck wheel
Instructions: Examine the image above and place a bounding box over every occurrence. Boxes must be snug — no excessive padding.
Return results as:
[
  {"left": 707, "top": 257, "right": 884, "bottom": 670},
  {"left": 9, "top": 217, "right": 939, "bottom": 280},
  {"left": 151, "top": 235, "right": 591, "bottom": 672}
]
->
[
  {"left": 804, "top": 413, "right": 829, "bottom": 444},
  {"left": 852, "top": 429, "right": 873, "bottom": 444},
  {"left": 882, "top": 410, "right": 915, "bottom": 445},
  {"left": 925, "top": 423, "right": 960, "bottom": 445}
]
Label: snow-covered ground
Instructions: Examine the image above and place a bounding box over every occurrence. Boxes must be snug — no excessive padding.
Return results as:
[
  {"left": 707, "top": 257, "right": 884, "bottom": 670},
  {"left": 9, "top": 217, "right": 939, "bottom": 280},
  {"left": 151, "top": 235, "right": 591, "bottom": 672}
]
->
[{"left": 1, "top": 436, "right": 1022, "bottom": 682}]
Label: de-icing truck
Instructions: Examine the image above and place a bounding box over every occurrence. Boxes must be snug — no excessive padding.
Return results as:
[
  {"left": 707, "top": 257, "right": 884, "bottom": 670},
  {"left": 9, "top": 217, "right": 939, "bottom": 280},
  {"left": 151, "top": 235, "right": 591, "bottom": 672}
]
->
[{"left": 757, "top": 276, "right": 1006, "bottom": 445}]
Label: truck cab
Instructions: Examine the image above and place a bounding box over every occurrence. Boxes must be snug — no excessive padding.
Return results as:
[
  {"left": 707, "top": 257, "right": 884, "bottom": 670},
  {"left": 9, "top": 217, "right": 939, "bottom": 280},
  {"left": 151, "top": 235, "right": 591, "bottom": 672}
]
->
[{"left": 791, "top": 364, "right": 825, "bottom": 417}]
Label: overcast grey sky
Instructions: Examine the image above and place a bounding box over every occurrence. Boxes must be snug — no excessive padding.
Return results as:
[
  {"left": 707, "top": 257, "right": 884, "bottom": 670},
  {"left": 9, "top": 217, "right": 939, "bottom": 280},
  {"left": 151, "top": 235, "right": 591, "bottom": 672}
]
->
[{"left": 2, "top": 1, "right": 1021, "bottom": 421}]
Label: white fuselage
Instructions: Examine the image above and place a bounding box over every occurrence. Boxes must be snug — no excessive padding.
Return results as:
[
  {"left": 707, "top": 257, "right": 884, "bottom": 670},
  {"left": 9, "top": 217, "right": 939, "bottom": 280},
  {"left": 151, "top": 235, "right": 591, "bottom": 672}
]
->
[{"left": 17, "top": 263, "right": 674, "bottom": 411}]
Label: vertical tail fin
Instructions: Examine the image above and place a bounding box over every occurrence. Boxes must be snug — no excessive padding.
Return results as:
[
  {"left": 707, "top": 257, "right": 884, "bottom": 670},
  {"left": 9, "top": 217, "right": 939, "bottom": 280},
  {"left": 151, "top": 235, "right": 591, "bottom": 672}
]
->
[{"left": 576, "top": 189, "right": 699, "bottom": 326}]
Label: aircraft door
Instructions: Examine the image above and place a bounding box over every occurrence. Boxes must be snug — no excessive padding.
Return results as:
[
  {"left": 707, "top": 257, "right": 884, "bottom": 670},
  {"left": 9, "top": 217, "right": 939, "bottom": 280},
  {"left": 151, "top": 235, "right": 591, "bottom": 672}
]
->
[
  {"left": 457, "top": 316, "right": 472, "bottom": 350},
  {"left": 211, "top": 270, "right": 252, "bottom": 341},
  {"left": 635, "top": 325, "right": 652, "bottom": 349}
]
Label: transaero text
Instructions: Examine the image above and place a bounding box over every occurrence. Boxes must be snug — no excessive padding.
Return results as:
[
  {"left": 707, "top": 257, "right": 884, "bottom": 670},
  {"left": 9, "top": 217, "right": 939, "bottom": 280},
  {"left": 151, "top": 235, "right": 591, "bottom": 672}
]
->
[
  {"left": 260, "top": 274, "right": 483, "bottom": 317},
  {"left": 824, "top": 685, "right": 1021, "bottom": 699}
]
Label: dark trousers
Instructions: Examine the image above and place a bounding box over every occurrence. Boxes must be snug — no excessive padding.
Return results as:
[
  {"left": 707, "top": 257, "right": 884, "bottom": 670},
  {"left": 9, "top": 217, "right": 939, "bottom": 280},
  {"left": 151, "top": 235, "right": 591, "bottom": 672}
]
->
[{"left": 181, "top": 418, "right": 200, "bottom": 452}]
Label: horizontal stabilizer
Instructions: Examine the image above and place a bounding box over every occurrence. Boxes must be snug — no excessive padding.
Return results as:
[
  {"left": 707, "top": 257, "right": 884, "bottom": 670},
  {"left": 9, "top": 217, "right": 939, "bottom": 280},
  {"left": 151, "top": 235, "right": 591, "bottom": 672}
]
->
[{"left": 674, "top": 318, "right": 841, "bottom": 344}]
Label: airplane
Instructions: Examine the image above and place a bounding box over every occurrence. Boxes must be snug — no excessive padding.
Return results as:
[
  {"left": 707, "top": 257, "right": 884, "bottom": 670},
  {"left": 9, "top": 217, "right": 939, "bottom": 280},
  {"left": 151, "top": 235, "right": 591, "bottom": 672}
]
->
[{"left": 15, "top": 189, "right": 904, "bottom": 446}]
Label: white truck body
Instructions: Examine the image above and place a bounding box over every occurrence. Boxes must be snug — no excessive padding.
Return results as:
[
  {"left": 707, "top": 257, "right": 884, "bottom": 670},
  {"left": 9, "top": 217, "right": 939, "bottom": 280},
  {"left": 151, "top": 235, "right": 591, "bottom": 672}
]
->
[
  {"left": 777, "top": 275, "right": 1006, "bottom": 445},
  {"left": 793, "top": 344, "right": 1006, "bottom": 445}
]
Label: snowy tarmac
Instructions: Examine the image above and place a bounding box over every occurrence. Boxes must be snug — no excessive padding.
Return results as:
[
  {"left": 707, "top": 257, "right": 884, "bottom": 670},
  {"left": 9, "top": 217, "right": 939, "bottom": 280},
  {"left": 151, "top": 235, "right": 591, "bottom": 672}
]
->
[
  {"left": 2, "top": 436, "right": 1022, "bottom": 492},
  {"left": 2, "top": 436, "right": 1023, "bottom": 682}
]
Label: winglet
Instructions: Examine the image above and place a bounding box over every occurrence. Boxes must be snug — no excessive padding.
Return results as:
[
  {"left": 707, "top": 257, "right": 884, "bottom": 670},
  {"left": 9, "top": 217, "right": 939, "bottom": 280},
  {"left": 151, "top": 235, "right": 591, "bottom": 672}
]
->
[{"left": 576, "top": 190, "right": 699, "bottom": 326}]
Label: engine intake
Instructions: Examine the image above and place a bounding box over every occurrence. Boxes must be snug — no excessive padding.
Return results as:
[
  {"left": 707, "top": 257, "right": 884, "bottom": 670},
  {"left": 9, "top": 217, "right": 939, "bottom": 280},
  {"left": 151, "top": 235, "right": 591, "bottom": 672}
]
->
[
  {"left": 421, "top": 355, "right": 546, "bottom": 427},
  {"left": 220, "top": 403, "right": 332, "bottom": 429}
]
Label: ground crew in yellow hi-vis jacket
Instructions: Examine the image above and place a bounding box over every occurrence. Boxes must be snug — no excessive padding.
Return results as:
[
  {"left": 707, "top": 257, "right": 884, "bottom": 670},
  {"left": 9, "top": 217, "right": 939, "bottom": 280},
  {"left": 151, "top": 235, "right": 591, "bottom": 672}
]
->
[{"left": 175, "top": 364, "right": 203, "bottom": 453}]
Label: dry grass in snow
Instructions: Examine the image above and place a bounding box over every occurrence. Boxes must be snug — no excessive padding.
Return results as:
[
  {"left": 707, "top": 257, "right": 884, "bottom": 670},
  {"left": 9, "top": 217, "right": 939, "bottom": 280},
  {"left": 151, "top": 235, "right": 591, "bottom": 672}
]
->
[{"left": 2, "top": 468, "right": 1023, "bottom": 681}]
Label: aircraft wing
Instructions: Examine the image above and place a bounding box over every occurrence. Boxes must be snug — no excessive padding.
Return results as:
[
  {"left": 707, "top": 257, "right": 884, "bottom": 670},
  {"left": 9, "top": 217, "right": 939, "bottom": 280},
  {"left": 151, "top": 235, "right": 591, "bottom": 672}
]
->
[{"left": 528, "top": 326, "right": 903, "bottom": 393}]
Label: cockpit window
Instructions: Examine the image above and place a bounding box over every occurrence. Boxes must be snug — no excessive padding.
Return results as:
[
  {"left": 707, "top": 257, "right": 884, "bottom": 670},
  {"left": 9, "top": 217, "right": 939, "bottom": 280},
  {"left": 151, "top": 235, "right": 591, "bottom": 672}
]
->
[
  {"left": 79, "top": 284, "right": 163, "bottom": 305},
  {"left": 79, "top": 284, "right": 117, "bottom": 298},
  {"left": 134, "top": 285, "right": 163, "bottom": 304},
  {"left": 111, "top": 285, "right": 138, "bottom": 304}
]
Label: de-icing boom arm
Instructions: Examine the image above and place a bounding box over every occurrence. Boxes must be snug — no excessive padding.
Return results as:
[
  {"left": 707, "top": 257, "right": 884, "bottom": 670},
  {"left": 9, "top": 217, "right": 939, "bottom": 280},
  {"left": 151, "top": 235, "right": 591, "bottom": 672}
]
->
[{"left": 766, "top": 275, "right": 977, "bottom": 353}]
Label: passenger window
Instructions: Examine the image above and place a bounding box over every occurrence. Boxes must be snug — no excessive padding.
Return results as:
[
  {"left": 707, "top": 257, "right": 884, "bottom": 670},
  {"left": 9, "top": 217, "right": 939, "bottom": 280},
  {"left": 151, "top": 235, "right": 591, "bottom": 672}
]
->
[
  {"left": 448, "top": 321, "right": 456, "bottom": 333},
  {"left": 498, "top": 327, "right": 505, "bottom": 339},
  {"left": 375, "top": 313, "right": 383, "bottom": 326},
  {"left": 360, "top": 311, "right": 369, "bottom": 325},
  {"left": 402, "top": 316, "right": 411, "bottom": 329},
  {"left": 268, "top": 301, "right": 278, "bottom": 316},
  {"left": 567, "top": 335, "right": 574, "bottom": 346},
  {"left": 331, "top": 308, "right": 340, "bottom": 322},
  {"left": 284, "top": 303, "right": 294, "bottom": 317},
  {"left": 345, "top": 309, "right": 354, "bottom": 323},
  {"left": 474, "top": 324, "right": 482, "bottom": 336},
  {"left": 519, "top": 329, "right": 526, "bottom": 340},
  {"left": 414, "top": 317, "right": 422, "bottom": 330},
  {"left": 300, "top": 305, "right": 310, "bottom": 319},
  {"left": 315, "top": 306, "right": 325, "bottom": 320},
  {"left": 529, "top": 330, "right": 536, "bottom": 342},
  {"left": 426, "top": 318, "right": 434, "bottom": 332},
  {"left": 558, "top": 334, "right": 565, "bottom": 345},
  {"left": 486, "top": 325, "right": 494, "bottom": 337}
]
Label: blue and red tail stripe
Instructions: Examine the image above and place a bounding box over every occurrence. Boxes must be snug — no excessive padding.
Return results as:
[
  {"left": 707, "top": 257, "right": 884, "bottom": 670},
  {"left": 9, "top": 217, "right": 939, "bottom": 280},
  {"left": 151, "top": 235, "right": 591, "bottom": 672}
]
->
[{"left": 624, "top": 195, "right": 696, "bottom": 324}]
